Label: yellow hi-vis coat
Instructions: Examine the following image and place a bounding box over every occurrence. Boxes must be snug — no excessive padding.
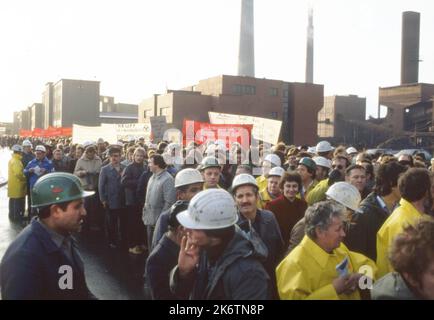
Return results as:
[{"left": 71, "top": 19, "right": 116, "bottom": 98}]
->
[
  {"left": 258, "top": 188, "right": 273, "bottom": 209},
  {"left": 376, "top": 198, "right": 430, "bottom": 278},
  {"left": 256, "top": 175, "right": 267, "bottom": 193},
  {"left": 8, "top": 153, "right": 27, "bottom": 199},
  {"left": 276, "top": 235, "right": 377, "bottom": 300}
]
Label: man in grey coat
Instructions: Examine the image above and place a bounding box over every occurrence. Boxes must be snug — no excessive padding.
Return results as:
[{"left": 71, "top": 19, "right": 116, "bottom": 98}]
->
[
  {"left": 142, "top": 154, "right": 176, "bottom": 253},
  {"left": 99, "top": 147, "right": 126, "bottom": 249}
]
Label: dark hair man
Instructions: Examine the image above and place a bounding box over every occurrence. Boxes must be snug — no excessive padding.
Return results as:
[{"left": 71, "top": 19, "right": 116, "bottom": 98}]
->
[{"left": 1, "top": 173, "right": 96, "bottom": 299}]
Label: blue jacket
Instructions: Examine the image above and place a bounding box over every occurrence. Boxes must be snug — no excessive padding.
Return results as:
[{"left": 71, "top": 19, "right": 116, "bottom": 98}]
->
[
  {"left": 23, "top": 157, "right": 54, "bottom": 190},
  {"left": 98, "top": 163, "right": 126, "bottom": 210},
  {"left": 151, "top": 209, "right": 170, "bottom": 250},
  {"left": 0, "top": 219, "right": 95, "bottom": 300},
  {"left": 121, "top": 162, "right": 146, "bottom": 206},
  {"left": 145, "top": 234, "right": 180, "bottom": 300},
  {"left": 170, "top": 227, "right": 271, "bottom": 300},
  {"left": 21, "top": 152, "right": 35, "bottom": 168}
]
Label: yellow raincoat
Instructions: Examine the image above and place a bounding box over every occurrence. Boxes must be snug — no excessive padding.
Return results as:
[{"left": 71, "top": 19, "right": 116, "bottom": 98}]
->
[
  {"left": 376, "top": 198, "right": 429, "bottom": 278},
  {"left": 258, "top": 188, "right": 273, "bottom": 209},
  {"left": 256, "top": 175, "right": 267, "bottom": 192},
  {"left": 306, "top": 178, "right": 329, "bottom": 206},
  {"left": 276, "top": 235, "right": 377, "bottom": 300},
  {"left": 8, "top": 153, "right": 27, "bottom": 198}
]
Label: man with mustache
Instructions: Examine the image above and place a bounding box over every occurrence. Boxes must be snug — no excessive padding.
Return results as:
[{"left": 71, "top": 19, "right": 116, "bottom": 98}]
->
[{"left": 1, "top": 172, "right": 96, "bottom": 299}]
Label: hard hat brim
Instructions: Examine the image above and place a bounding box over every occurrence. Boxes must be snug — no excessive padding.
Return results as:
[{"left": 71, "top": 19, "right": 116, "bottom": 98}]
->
[
  {"left": 31, "top": 190, "right": 95, "bottom": 208},
  {"left": 176, "top": 209, "right": 238, "bottom": 230}
]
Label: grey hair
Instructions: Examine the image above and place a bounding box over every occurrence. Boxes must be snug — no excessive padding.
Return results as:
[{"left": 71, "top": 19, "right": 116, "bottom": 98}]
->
[{"left": 304, "top": 200, "right": 347, "bottom": 239}]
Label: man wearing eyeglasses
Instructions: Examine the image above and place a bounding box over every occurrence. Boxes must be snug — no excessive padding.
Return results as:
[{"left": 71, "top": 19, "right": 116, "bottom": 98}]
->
[{"left": 306, "top": 156, "right": 349, "bottom": 206}]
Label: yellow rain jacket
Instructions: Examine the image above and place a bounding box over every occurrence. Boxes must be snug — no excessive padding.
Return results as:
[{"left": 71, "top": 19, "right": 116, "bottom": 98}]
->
[
  {"left": 306, "top": 178, "right": 329, "bottom": 206},
  {"left": 258, "top": 188, "right": 274, "bottom": 209},
  {"left": 276, "top": 235, "right": 377, "bottom": 300},
  {"left": 376, "top": 198, "right": 429, "bottom": 278},
  {"left": 8, "top": 153, "right": 27, "bottom": 198},
  {"left": 256, "top": 175, "right": 267, "bottom": 192}
]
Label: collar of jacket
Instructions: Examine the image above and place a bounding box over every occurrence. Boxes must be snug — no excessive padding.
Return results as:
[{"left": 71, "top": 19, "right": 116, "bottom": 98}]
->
[
  {"left": 12, "top": 153, "right": 22, "bottom": 160},
  {"left": 81, "top": 154, "right": 101, "bottom": 161},
  {"left": 154, "top": 169, "right": 167, "bottom": 178},
  {"left": 29, "top": 218, "right": 65, "bottom": 254},
  {"left": 299, "top": 235, "right": 345, "bottom": 269},
  {"left": 398, "top": 198, "right": 427, "bottom": 218},
  {"left": 203, "top": 227, "right": 257, "bottom": 297}
]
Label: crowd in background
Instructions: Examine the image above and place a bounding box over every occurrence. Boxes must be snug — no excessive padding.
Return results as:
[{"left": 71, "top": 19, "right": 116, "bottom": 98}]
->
[{"left": 3, "top": 133, "right": 434, "bottom": 300}]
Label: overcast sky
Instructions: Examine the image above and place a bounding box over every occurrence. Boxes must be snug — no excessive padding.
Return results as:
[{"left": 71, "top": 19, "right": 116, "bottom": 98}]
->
[{"left": 1, "top": 0, "right": 433, "bottom": 122}]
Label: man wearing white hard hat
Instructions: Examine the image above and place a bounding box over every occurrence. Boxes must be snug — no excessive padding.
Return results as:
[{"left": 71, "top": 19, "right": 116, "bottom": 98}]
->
[
  {"left": 24, "top": 146, "right": 54, "bottom": 195},
  {"left": 346, "top": 147, "right": 359, "bottom": 164},
  {"left": 21, "top": 140, "right": 34, "bottom": 168},
  {"left": 151, "top": 168, "right": 204, "bottom": 250},
  {"left": 231, "top": 174, "right": 284, "bottom": 298},
  {"left": 171, "top": 188, "right": 271, "bottom": 299},
  {"left": 315, "top": 141, "right": 334, "bottom": 160},
  {"left": 23, "top": 145, "right": 54, "bottom": 219},
  {"left": 256, "top": 153, "right": 282, "bottom": 192},
  {"left": 8, "top": 145, "right": 26, "bottom": 222},
  {"left": 258, "top": 166, "right": 285, "bottom": 209},
  {"left": 21, "top": 140, "right": 35, "bottom": 217},
  {"left": 313, "top": 156, "right": 332, "bottom": 182}
]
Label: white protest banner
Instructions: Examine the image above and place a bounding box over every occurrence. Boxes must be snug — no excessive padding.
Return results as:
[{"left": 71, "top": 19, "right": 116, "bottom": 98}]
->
[
  {"left": 208, "top": 112, "right": 282, "bottom": 145},
  {"left": 150, "top": 116, "right": 168, "bottom": 142},
  {"left": 107, "top": 123, "right": 152, "bottom": 142},
  {"left": 72, "top": 124, "right": 118, "bottom": 145}
]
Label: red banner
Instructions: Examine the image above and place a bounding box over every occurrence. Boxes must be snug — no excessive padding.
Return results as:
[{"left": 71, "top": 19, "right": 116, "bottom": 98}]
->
[
  {"left": 19, "top": 127, "right": 73, "bottom": 138},
  {"left": 182, "top": 119, "right": 252, "bottom": 148}
]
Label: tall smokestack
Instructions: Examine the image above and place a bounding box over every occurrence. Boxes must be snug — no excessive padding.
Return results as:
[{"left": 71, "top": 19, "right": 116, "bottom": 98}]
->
[
  {"left": 305, "top": 7, "right": 314, "bottom": 83},
  {"left": 401, "top": 11, "right": 420, "bottom": 84},
  {"left": 238, "top": 0, "right": 255, "bottom": 77}
]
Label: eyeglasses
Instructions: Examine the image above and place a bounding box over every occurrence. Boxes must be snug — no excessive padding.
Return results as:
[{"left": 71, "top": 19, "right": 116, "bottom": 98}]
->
[{"left": 332, "top": 165, "right": 344, "bottom": 170}]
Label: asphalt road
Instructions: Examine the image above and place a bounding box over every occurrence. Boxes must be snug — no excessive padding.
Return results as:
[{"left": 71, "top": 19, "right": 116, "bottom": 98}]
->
[{"left": 0, "top": 148, "right": 149, "bottom": 300}]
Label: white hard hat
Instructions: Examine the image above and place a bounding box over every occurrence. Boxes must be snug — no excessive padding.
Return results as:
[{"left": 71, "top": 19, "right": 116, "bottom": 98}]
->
[
  {"left": 313, "top": 156, "right": 332, "bottom": 169},
  {"left": 268, "top": 166, "right": 285, "bottom": 177},
  {"left": 316, "top": 141, "right": 334, "bottom": 153},
  {"left": 264, "top": 154, "right": 281, "bottom": 167},
  {"left": 346, "top": 147, "right": 358, "bottom": 155},
  {"left": 83, "top": 141, "right": 96, "bottom": 149},
  {"left": 174, "top": 168, "right": 204, "bottom": 188},
  {"left": 35, "top": 145, "right": 46, "bottom": 152},
  {"left": 97, "top": 138, "right": 105, "bottom": 144},
  {"left": 22, "top": 140, "right": 32, "bottom": 147},
  {"left": 325, "top": 182, "right": 361, "bottom": 211},
  {"left": 176, "top": 189, "right": 238, "bottom": 230},
  {"left": 307, "top": 146, "right": 317, "bottom": 154},
  {"left": 231, "top": 174, "right": 258, "bottom": 193},
  {"left": 12, "top": 144, "right": 23, "bottom": 152}
]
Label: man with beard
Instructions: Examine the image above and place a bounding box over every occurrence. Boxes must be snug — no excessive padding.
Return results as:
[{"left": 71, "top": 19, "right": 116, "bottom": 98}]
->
[{"left": 1, "top": 173, "right": 96, "bottom": 299}]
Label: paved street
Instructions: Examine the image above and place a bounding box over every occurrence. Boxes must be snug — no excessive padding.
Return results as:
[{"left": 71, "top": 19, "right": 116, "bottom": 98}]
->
[{"left": 0, "top": 148, "right": 149, "bottom": 300}]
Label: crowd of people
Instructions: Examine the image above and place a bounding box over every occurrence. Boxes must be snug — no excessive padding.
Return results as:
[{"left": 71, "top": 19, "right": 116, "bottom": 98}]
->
[{"left": 1, "top": 134, "right": 434, "bottom": 300}]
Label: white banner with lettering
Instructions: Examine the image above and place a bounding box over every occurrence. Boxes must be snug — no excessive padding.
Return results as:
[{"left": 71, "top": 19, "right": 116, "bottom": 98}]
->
[{"left": 208, "top": 112, "right": 282, "bottom": 145}]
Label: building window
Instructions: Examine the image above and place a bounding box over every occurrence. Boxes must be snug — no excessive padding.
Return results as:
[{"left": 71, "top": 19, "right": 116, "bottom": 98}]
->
[
  {"left": 271, "top": 112, "right": 278, "bottom": 119},
  {"left": 243, "top": 85, "right": 256, "bottom": 95},
  {"left": 232, "top": 84, "right": 243, "bottom": 95},
  {"left": 283, "top": 90, "right": 289, "bottom": 97},
  {"left": 269, "top": 88, "right": 278, "bottom": 96},
  {"left": 144, "top": 110, "right": 152, "bottom": 119}
]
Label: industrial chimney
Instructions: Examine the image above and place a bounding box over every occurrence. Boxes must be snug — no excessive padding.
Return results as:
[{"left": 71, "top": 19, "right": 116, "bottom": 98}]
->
[
  {"left": 237, "top": 0, "right": 255, "bottom": 77},
  {"left": 401, "top": 11, "right": 420, "bottom": 84},
  {"left": 305, "top": 7, "right": 314, "bottom": 83}
]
